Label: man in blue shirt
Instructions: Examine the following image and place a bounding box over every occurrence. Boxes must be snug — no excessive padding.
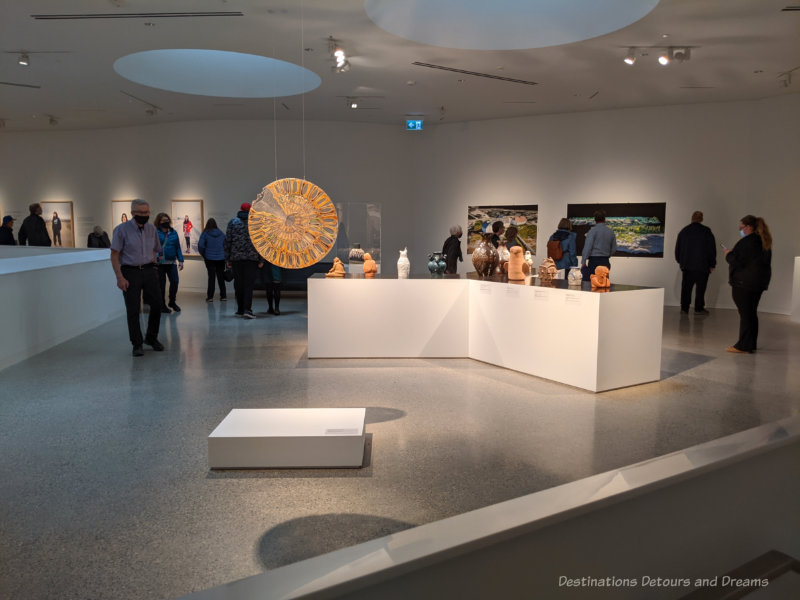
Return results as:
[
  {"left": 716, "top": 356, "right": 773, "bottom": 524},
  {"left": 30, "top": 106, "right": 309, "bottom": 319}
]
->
[
  {"left": 581, "top": 210, "right": 617, "bottom": 276},
  {"left": 110, "top": 200, "right": 164, "bottom": 356}
]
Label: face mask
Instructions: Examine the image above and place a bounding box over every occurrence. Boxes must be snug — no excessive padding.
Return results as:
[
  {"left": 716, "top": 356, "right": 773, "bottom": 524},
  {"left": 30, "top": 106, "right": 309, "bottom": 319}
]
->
[
  {"left": 133, "top": 215, "right": 149, "bottom": 225},
  {"left": 739, "top": 229, "right": 746, "bottom": 238},
  {"left": 160, "top": 222, "right": 170, "bottom": 229}
]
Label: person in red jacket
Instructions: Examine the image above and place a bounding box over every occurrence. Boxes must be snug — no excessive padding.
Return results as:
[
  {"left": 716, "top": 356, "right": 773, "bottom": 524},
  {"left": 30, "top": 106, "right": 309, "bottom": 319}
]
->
[{"left": 182, "top": 215, "right": 193, "bottom": 252}]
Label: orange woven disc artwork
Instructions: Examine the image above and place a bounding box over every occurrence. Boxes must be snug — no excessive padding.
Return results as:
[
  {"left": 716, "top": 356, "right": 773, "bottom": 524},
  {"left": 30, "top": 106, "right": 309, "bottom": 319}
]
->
[{"left": 248, "top": 178, "right": 339, "bottom": 269}]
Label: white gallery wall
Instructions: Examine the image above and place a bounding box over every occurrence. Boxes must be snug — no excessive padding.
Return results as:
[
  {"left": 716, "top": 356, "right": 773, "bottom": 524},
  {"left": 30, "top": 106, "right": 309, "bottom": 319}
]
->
[{"left": 1, "top": 94, "right": 798, "bottom": 313}]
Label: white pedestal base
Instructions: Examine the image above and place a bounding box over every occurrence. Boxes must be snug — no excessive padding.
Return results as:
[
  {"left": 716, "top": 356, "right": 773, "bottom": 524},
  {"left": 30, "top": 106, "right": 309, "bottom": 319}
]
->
[{"left": 208, "top": 408, "right": 366, "bottom": 469}]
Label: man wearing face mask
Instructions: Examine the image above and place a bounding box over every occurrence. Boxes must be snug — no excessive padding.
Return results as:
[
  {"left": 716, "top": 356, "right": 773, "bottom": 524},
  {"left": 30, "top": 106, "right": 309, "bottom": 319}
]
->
[
  {"left": 154, "top": 212, "right": 184, "bottom": 313},
  {"left": 110, "top": 199, "right": 164, "bottom": 357}
]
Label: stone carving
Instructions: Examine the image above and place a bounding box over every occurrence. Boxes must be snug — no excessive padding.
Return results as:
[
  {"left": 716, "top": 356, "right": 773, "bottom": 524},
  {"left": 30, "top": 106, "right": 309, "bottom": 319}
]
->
[
  {"left": 363, "top": 253, "right": 377, "bottom": 278},
  {"left": 590, "top": 265, "right": 610, "bottom": 288},
  {"left": 471, "top": 233, "right": 499, "bottom": 278},
  {"left": 397, "top": 248, "right": 410, "bottom": 279},
  {"left": 503, "top": 246, "right": 530, "bottom": 281},
  {"left": 326, "top": 257, "right": 346, "bottom": 278}
]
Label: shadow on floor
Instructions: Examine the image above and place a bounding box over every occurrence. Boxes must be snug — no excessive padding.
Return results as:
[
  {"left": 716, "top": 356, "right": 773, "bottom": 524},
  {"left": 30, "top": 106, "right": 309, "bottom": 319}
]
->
[
  {"left": 257, "top": 512, "right": 417, "bottom": 569},
  {"left": 660, "top": 348, "right": 716, "bottom": 379}
]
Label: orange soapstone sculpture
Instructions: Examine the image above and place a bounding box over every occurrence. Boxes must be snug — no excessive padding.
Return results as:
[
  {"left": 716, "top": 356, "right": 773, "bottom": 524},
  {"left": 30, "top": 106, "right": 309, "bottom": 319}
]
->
[
  {"left": 363, "top": 253, "right": 377, "bottom": 278},
  {"left": 590, "top": 265, "right": 610, "bottom": 288},
  {"left": 326, "top": 257, "right": 346, "bottom": 278},
  {"left": 503, "top": 246, "right": 530, "bottom": 281}
]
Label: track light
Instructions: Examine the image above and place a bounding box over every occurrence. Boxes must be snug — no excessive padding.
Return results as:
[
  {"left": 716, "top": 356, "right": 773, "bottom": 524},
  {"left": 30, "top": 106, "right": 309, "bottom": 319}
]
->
[
  {"left": 658, "top": 49, "right": 672, "bottom": 66},
  {"left": 623, "top": 48, "right": 636, "bottom": 65},
  {"left": 673, "top": 47, "right": 691, "bottom": 62},
  {"left": 48, "top": 116, "right": 58, "bottom": 126},
  {"left": 348, "top": 99, "right": 358, "bottom": 109},
  {"left": 328, "top": 36, "right": 350, "bottom": 74},
  {"left": 18, "top": 53, "right": 29, "bottom": 66}
]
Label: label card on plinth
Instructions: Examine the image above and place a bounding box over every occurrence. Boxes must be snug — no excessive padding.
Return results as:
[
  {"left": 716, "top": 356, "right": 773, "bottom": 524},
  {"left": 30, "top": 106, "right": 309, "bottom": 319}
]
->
[
  {"left": 565, "top": 293, "right": 582, "bottom": 305},
  {"left": 534, "top": 290, "right": 549, "bottom": 301},
  {"left": 505, "top": 287, "right": 520, "bottom": 298},
  {"left": 480, "top": 283, "right": 492, "bottom": 294}
]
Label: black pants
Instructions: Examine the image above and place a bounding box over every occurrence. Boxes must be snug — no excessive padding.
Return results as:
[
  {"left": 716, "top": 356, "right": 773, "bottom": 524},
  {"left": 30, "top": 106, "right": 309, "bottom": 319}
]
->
[
  {"left": 264, "top": 265, "right": 282, "bottom": 310},
  {"left": 587, "top": 256, "right": 611, "bottom": 275},
  {"left": 680, "top": 269, "right": 710, "bottom": 311},
  {"left": 731, "top": 287, "right": 763, "bottom": 352},
  {"left": 157, "top": 263, "right": 179, "bottom": 307},
  {"left": 204, "top": 259, "right": 227, "bottom": 299},
  {"left": 232, "top": 260, "right": 259, "bottom": 313},
  {"left": 121, "top": 265, "right": 161, "bottom": 346}
]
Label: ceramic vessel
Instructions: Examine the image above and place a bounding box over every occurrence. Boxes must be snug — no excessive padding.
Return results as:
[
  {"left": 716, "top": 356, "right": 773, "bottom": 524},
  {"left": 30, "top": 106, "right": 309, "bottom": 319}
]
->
[
  {"left": 397, "top": 248, "right": 410, "bottom": 279},
  {"left": 567, "top": 267, "right": 583, "bottom": 286},
  {"left": 471, "top": 233, "right": 499, "bottom": 278},
  {"left": 348, "top": 243, "right": 365, "bottom": 263},
  {"left": 427, "top": 252, "right": 447, "bottom": 275}
]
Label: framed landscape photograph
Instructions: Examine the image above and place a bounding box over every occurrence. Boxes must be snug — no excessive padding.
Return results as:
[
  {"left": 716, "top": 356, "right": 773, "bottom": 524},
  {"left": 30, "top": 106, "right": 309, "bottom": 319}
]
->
[
  {"left": 467, "top": 205, "right": 538, "bottom": 255},
  {"left": 567, "top": 203, "right": 666, "bottom": 258},
  {"left": 41, "top": 201, "right": 74, "bottom": 247},
  {"left": 171, "top": 199, "right": 204, "bottom": 257},
  {"left": 111, "top": 200, "right": 133, "bottom": 232}
]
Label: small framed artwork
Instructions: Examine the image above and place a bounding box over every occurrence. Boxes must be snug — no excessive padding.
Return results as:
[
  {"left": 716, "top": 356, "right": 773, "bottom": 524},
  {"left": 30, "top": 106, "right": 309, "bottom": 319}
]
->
[
  {"left": 41, "top": 201, "right": 75, "bottom": 247},
  {"left": 171, "top": 199, "right": 204, "bottom": 257},
  {"left": 111, "top": 200, "right": 133, "bottom": 231}
]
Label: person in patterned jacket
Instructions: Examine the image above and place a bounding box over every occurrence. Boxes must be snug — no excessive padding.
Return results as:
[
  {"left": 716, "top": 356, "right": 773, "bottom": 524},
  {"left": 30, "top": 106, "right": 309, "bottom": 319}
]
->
[{"left": 223, "top": 203, "right": 263, "bottom": 319}]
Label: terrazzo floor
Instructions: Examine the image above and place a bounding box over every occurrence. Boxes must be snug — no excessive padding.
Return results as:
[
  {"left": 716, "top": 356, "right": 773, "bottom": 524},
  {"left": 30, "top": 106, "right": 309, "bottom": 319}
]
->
[{"left": 1, "top": 292, "right": 798, "bottom": 599}]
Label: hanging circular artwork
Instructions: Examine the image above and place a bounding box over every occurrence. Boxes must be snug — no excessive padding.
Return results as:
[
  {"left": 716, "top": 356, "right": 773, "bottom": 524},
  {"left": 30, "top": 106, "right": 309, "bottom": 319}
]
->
[{"left": 248, "top": 178, "right": 338, "bottom": 269}]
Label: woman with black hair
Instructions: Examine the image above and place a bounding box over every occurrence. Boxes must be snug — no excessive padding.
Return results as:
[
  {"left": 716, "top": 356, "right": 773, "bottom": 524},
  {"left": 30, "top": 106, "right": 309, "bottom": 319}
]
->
[{"left": 724, "top": 214, "right": 772, "bottom": 353}]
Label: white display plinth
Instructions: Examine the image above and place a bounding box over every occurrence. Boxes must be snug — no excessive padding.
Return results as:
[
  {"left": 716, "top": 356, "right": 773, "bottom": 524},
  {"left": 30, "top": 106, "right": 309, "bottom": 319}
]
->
[
  {"left": 208, "top": 408, "right": 366, "bottom": 469},
  {"left": 308, "top": 276, "right": 468, "bottom": 358},
  {"left": 307, "top": 274, "right": 663, "bottom": 392}
]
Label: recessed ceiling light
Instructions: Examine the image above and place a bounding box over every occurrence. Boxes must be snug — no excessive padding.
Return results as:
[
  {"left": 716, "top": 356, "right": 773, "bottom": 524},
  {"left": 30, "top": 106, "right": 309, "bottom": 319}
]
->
[
  {"left": 18, "top": 53, "right": 29, "bottom": 66},
  {"left": 406, "top": 80, "right": 416, "bottom": 86}
]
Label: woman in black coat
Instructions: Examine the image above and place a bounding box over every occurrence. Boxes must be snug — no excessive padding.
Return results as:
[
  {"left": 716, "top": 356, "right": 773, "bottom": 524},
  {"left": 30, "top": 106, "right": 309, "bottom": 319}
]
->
[
  {"left": 724, "top": 214, "right": 772, "bottom": 353},
  {"left": 442, "top": 225, "right": 463, "bottom": 274}
]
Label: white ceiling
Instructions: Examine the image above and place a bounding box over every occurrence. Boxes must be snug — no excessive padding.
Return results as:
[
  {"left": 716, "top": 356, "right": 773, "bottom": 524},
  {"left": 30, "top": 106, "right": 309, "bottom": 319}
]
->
[{"left": 0, "top": 0, "right": 797, "bottom": 131}]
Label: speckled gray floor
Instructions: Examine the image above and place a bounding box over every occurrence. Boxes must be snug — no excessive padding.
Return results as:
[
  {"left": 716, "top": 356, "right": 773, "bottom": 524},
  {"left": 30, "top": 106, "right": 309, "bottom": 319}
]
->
[{"left": 1, "top": 293, "right": 798, "bottom": 600}]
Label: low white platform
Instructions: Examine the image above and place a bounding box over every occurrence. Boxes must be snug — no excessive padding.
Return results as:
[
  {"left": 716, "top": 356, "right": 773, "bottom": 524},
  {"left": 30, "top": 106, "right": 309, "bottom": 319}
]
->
[
  {"left": 208, "top": 408, "right": 366, "bottom": 469},
  {"left": 308, "top": 274, "right": 664, "bottom": 392}
]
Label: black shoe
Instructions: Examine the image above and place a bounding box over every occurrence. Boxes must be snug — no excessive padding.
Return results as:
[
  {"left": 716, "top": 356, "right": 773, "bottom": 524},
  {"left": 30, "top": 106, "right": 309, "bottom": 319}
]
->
[
  {"left": 132, "top": 345, "right": 144, "bottom": 357},
  {"left": 160, "top": 305, "right": 171, "bottom": 314},
  {"left": 274, "top": 308, "right": 280, "bottom": 315},
  {"left": 168, "top": 302, "right": 181, "bottom": 312},
  {"left": 220, "top": 297, "right": 227, "bottom": 301},
  {"left": 234, "top": 311, "right": 244, "bottom": 317},
  {"left": 267, "top": 307, "right": 275, "bottom": 315},
  {"left": 145, "top": 338, "right": 165, "bottom": 351},
  {"left": 206, "top": 298, "right": 213, "bottom": 303},
  {"left": 243, "top": 310, "right": 256, "bottom": 319},
  {"left": 695, "top": 308, "right": 709, "bottom": 315}
]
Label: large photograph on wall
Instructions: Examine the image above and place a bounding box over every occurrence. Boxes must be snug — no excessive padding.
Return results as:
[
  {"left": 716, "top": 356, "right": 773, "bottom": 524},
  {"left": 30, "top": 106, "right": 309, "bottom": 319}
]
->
[
  {"left": 111, "top": 200, "right": 133, "bottom": 232},
  {"left": 41, "top": 201, "right": 74, "bottom": 247},
  {"left": 567, "top": 203, "right": 666, "bottom": 258},
  {"left": 171, "top": 199, "right": 204, "bottom": 257},
  {"left": 467, "top": 205, "right": 538, "bottom": 255}
]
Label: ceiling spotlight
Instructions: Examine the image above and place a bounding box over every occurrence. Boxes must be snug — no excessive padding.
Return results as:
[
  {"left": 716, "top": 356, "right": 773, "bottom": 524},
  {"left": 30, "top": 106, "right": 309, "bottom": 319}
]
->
[
  {"left": 333, "top": 60, "right": 351, "bottom": 74},
  {"left": 18, "top": 53, "right": 29, "bottom": 66},
  {"left": 145, "top": 108, "right": 157, "bottom": 116},
  {"left": 328, "top": 36, "right": 350, "bottom": 74},
  {"left": 623, "top": 48, "right": 636, "bottom": 65},
  {"left": 348, "top": 99, "right": 358, "bottom": 109},
  {"left": 48, "top": 116, "right": 58, "bottom": 126},
  {"left": 658, "top": 49, "right": 671, "bottom": 66}
]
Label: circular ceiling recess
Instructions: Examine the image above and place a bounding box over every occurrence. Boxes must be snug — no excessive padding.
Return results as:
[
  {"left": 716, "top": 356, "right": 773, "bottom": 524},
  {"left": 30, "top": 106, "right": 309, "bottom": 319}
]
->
[
  {"left": 364, "top": 0, "right": 660, "bottom": 50},
  {"left": 113, "top": 49, "right": 321, "bottom": 98}
]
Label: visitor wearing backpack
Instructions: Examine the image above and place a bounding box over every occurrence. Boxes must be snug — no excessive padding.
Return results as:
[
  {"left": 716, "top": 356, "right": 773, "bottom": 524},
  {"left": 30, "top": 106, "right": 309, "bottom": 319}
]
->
[{"left": 548, "top": 218, "right": 578, "bottom": 279}]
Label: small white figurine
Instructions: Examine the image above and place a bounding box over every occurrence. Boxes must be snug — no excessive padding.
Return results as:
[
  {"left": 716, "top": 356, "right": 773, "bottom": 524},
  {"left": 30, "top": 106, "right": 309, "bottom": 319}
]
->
[
  {"left": 568, "top": 267, "right": 583, "bottom": 286},
  {"left": 524, "top": 250, "right": 533, "bottom": 269},
  {"left": 397, "top": 247, "right": 410, "bottom": 279}
]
